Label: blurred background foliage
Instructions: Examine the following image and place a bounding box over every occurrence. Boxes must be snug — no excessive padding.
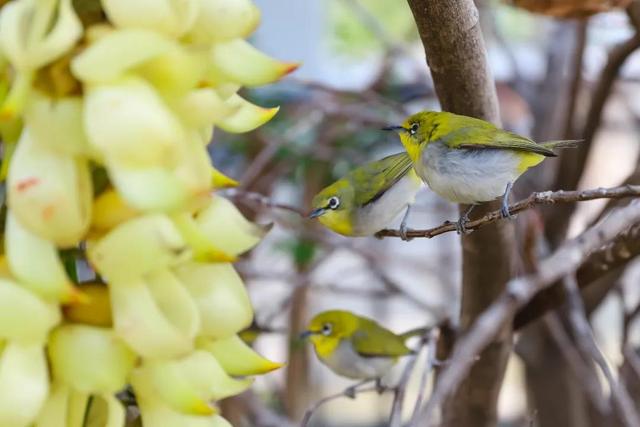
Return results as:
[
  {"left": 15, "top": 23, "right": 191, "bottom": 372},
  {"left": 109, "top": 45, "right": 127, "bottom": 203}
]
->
[{"left": 208, "top": 0, "right": 640, "bottom": 426}]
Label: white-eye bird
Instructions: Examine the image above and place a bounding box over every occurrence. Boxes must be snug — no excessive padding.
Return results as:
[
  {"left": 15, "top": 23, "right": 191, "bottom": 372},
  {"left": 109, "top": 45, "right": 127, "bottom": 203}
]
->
[
  {"left": 308, "top": 152, "right": 422, "bottom": 239},
  {"left": 301, "top": 310, "right": 425, "bottom": 381},
  {"left": 385, "top": 111, "right": 579, "bottom": 231}
]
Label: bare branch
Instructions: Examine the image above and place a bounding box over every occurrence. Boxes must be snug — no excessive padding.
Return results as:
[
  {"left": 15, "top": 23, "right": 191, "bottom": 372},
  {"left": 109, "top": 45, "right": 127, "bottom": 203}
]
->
[
  {"left": 221, "top": 188, "right": 307, "bottom": 217},
  {"left": 416, "top": 201, "right": 640, "bottom": 423},
  {"left": 377, "top": 185, "right": 640, "bottom": 239},
  {"left": 389, "top": 355, "right": 420, "bottom": 427},
  {"left": 515, "top": 219, "right": 640, "bottom": 329},
  {"left": 543, "top": 314, "right": 610, "bottom": 414},
  {"left": 300, "top": 381, "right": 391, "bottom": 427},
  {"left": 563, "top": 275, "right": 640, "bottom": 427},
  {"left": 546, "top": 2, "right": 640, "bottom": 245},
  {"left": 409, "top": 329, "right": 440, "bottom": 426}
]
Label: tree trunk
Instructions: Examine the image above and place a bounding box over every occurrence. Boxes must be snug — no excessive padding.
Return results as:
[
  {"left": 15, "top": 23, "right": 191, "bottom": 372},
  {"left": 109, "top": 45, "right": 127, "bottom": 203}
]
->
[
  {"left": 406, "top": 1, "right": 517, "bottom": 426},
  {"left": 284, "top": 285, "right": 311, "bottom": 421}
]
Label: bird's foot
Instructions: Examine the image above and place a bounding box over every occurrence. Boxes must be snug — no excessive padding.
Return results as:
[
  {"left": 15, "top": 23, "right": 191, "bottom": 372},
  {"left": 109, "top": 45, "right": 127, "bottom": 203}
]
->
[
  {"left": 455, "top": 215, "right": 471, "bottom": 235},
  {"left": 500, "top": 204, "right": 513, "bottom": 220},
  {"left": 399, "top": 223, "right": 413, "bottom": 241},
  {"left": 500, "top": 182, "right": 514, "bottom": 220},
  {"left": 398, "top": 205, "right": 413, "bottom": 241},
  {"left": 456, "top": 204, "right": 476, "bottom": 235},
  {"left": 344, "top": 386, "right": 357, "bottom": 399},
  {"left": 375, "top": 378, "right": 386, "bottom": 395}
]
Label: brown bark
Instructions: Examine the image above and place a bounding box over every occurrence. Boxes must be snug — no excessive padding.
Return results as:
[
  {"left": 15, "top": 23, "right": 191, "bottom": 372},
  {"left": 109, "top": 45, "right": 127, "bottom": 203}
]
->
[
  {"left": 283, "top": 285, "right": 311, "bottom": 421},
  {"left": 406, "top": 1, "right": 516, "bottom": 426},
  {"left": 519, "top": 322, "right": 595, "bottom": 427}
]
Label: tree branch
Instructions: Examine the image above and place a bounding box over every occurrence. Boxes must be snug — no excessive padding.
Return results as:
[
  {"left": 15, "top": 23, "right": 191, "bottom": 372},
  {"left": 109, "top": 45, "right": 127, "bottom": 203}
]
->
[
  {"left": 416, "top": 200, "right": 640, "bottom": 423},
  {"left": 389, "top": 352, "right": 420, "bottom": 427},
  {"left": 376, "top": 185, "right": 640, "bottom": 239},
  {"left": 563, "top": 275, "right": 640, "bottom": 427},
  {"left": 515, "top": 212, "right": 640, "bottom": 329},
  {"left": 300, "top": 381, "right": 391, "bottom": 427},
  {"left": 545, "top": 2, "right": 640, "bottom": 245},
  {"left": 409, "top": 329, "right": 440, "bottom": 426},
  {"left": 405, "top": 2, "right": 514, "bottom": 424}
]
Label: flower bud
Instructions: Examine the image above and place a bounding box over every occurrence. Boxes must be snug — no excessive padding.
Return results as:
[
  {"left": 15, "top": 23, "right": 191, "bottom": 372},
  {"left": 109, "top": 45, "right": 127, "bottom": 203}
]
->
[
  {"left": 48, "top": 324, "right": 136, "bottom": 393},
  {"left": 174, "top": 262, "right": 253, "bottom": 338}
]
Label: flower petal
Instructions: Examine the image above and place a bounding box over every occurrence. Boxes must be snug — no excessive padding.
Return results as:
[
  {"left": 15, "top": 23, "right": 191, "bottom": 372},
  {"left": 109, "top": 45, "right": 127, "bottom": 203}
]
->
[
  {"left": 0, "top": 342, "right": 49, "bottom": 427},
  {"left": 174, "top": 262, "right": 253, "bottom": 338},
  {"left": 190, "top": 0, "right": 260, "bottom": 42},
  {"left": 84, "top": 77, "right": 186, "bottom": 168},
  {"left": 0, "top": 278, "right": 60, "bottom": 343},
  {"left": 48, "top": 324, "right": 136, "bottom": 394},
  {"left": 210, "top": 38, "right": 298, "bottom": 87},
  {"left": 5, "top": 211, "right": 81, "bottom": 303},
  {"left": 71, "top": 29, "right": 173, "bottom": 83},
  {"left": 197, "top": 335, "right": 283, "bottom": 376},
  {"left": 25, "top": 94, "right": 94, "bottom": 157},
  {"left": 0, "top": 0, "right": 82, "bottom": 70},
  {"left": 102, "top": 0, "right": 199, "bottom": 37},
  {"left": 132, "top": 350, "right": 251, "bottom": 415},
  {"left": 90, "top": 189, "right": 139, "bottom": 232},
  {"left": 88, "top": 214, "right": 190, "bottom": 282},
  {"left": 7, "top": 128, "right": 93, "bottom": 247},
  {"left": 109, "top": 275, "right": 197, "bottom": 359},
  {"left": 195, "top": 195, "right": 269, "bottom": 256},
  {"left": 215, "top": 94, "right": 279, "bottom": 133}
]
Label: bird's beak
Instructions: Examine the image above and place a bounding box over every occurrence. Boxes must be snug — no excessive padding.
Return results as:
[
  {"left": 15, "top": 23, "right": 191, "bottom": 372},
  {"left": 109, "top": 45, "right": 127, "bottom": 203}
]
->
[
  {"left": 299, "top": 330, "right": 315, "bottom": 340},
  {"left": 308, "top": 207, "right": 326, "bottom": 219},
  {"left": 381, "top": 125, "right": 407, "bottom": 133}
]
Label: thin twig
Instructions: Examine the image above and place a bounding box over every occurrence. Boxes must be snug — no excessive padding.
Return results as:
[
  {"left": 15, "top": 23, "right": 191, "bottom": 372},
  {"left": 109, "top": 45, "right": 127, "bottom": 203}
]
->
[
  {"left": 547, "top": 3, "right": 640, "bottom": 244},
  {"left": 623, "top": 301, "right": 640, "bottom": 347},
  {"left": 376, "top": 185, "right": 640, "bottom": 239},
  {"left": 389, "top": 355, "right": 419, "bottom": 427},
  {"left": 623, "top": 345, "right": 640, "bottom": 382},
  {"left": 544, "top": 314, "right": 610, "bottom": 414},
  {"left": 409, "top": 328, "right": 440, "bottom": 426},
  {"left": 563, "top": 274, "right": 640, "bottom": 427},
  {"left": 416, "top": 200, "right": 640, "bottom": 423},
  {"left": 221, "top": 188, "right": 307, "bottom": 217},
  {"left": 300, "top": 382, "right": 389, "bottom": 427}
]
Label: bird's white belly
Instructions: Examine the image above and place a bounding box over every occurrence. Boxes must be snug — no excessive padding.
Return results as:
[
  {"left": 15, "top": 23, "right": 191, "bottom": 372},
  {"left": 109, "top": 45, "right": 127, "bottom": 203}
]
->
[
  {"left": 320, "top": 340, "right": 395, "bottom": 380},
  {"left": 416, "top": 142, "right": 522, "bottom": 204},
  {"left": 352, "top": 173, "right": 422, "bottom": 236}
]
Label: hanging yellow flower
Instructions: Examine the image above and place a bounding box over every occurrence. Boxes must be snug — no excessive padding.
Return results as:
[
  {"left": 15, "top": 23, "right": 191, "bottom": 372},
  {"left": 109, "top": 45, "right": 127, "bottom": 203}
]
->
[{"left": 0, "top": 0, "right": 295, "bottom": 425}]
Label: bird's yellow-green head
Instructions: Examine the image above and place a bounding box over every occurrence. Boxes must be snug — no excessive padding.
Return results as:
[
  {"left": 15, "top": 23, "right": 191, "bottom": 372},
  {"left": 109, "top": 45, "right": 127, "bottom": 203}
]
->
[
  {"left": 308, "top": 179, "right": 355, "bottom": 236},
  {"left": 385, "top": 111, "right": 442, "bottom": 163},
  {"left": 301, "top": 310, "right": 360, "bottom": 358}
]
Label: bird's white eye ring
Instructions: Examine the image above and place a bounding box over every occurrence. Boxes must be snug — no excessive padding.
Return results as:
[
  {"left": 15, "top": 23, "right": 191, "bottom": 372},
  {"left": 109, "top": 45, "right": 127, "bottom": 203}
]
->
[
  {"left": 321, "top": 323, "right": 333, "bottom": 336},
  {"left": 409, "top": 123, "right": 419, "bottom": 135},
  {"left": 327, "top": 196, "right": 340, "bottom": 210}
]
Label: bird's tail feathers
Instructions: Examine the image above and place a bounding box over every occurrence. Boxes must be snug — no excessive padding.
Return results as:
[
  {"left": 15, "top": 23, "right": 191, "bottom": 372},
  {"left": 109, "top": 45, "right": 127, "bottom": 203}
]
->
[{"left": 541, "top": 139, "right": 584, "bottom": 151}]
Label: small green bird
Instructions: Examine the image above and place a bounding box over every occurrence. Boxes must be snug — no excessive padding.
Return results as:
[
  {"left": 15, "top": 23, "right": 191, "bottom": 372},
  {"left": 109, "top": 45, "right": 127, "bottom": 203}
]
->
[
  {"left": 308, "top": 152, "right": 422, "bottom": 239},
  {"left": 301, "top": 310, "right": 425, "bottom": 380},
  {"left": 384, "top": 111, "right": 579, "bottom": 231}
]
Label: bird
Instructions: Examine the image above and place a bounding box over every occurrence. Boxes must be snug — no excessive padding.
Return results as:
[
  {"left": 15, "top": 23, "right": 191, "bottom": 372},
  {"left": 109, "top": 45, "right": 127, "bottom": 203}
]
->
[
  {"left": 384, "top": 111, "right": 579, "bottom": 232},
  {"left": 300, "top": 310, "right": 426, "bottom": 384},
  {"left": 308, "top": 152, "right": 422, "bottom": 239}
]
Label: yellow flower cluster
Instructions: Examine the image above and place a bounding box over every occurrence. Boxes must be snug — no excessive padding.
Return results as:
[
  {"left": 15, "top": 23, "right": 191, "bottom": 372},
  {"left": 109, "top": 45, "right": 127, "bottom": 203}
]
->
[{"left": 0, "top": 0, "right": 295, "bottom": 426}]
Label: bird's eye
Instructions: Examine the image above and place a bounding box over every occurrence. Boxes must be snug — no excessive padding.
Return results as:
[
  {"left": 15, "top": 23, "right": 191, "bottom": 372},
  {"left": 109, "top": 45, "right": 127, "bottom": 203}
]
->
[
  {"left": 327, "top": 196, "right": 340, "bottom": 210},
  {"left": 409, "top": 123, "right": 419, "bottom": 135},
  {"left": 321, "top": 323, "right": 333, "bottom": 336}
]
